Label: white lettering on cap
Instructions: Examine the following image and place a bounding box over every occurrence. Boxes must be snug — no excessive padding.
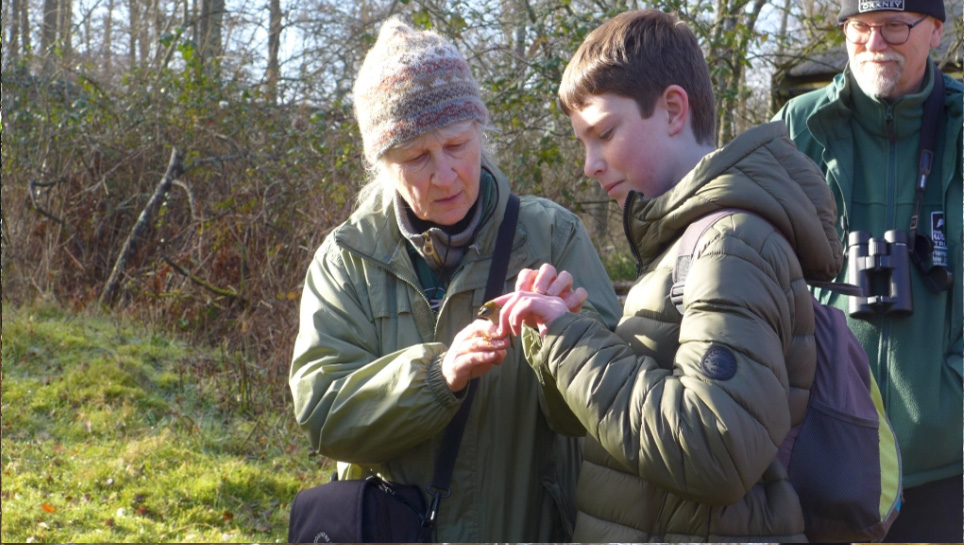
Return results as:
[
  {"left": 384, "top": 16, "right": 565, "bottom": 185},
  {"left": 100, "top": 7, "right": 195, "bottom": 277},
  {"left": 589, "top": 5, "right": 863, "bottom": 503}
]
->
[{"left": 859, "top": 0, "right": 906, "bottom": 12}]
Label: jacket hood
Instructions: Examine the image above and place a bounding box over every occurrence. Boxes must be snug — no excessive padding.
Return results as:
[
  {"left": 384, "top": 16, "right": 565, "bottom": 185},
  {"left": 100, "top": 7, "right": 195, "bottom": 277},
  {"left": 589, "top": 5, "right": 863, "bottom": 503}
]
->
[{"left": 625, "top": 121, "right": 844, "bottom": 281}]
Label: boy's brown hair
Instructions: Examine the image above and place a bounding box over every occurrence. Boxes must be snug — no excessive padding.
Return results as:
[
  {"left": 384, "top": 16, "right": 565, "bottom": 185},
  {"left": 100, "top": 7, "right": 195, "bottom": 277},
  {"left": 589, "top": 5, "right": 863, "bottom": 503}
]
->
[{"left": 559, "top": 9, "right": 716, "bottom": 146}]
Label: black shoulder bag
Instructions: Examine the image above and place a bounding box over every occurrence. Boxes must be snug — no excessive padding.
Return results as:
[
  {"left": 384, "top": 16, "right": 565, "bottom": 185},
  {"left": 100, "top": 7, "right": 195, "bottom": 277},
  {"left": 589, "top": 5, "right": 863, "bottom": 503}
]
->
[{"left": 287, "top": 194, "right": 520, "bottom": 544}]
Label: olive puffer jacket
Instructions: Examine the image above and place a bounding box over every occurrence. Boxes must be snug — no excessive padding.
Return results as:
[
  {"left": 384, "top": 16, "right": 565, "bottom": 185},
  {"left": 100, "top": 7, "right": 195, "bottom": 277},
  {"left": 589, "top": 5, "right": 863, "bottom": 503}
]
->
[
  {"left": 289, "top": 160, "right": 622, "bottom": 542},
  {"left": 526, "top": 122, "right": 844, "bottom": 541}
]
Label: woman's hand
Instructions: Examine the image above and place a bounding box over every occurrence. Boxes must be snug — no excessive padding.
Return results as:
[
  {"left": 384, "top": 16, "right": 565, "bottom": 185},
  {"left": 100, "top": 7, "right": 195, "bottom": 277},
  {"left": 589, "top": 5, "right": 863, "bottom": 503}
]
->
[
  {"left": 515, "top": 263, "right": 587, "bottom": 313},
  {"left": 441, "top": 318, "right": 510, "bottom": 392}
]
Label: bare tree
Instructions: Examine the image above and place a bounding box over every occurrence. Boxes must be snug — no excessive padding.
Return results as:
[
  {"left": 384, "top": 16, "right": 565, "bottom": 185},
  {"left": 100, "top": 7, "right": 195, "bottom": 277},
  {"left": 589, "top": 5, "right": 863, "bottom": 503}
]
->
[
  {"left": 265, "top": 0, "right": 282, "bottom": 102},
  {"left": 139, "top": 0, "right": 154, "bottom": 63},
  {"left": 42, "top": 0, "right": 60, "bottom": 74},
  {"left": 20, "top": 0, "right": 32, "bottom": 56},
  {"left": 708, "top": 0, "right": 767, "bottom": 144},
  {"left": 5, "top": 0, "right": 20, "bottom": 64},
  {"left": 59, "top": 0, "right": 74, "bottom": 61},
  {"left": 104, "top": 0, "right": 115, "bottom": 73},
  {"left": 128, "top": 0, "right": 141, "bottom": 68},
  {"left": 198, "top": 0, "right": 225, "bottom": 65}
]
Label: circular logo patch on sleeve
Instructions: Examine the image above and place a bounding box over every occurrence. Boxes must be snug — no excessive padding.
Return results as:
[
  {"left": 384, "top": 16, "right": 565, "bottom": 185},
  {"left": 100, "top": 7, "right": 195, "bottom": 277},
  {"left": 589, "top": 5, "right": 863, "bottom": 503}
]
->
[{"left": 700, "top": 345, "right": 737, "bottom": 380}]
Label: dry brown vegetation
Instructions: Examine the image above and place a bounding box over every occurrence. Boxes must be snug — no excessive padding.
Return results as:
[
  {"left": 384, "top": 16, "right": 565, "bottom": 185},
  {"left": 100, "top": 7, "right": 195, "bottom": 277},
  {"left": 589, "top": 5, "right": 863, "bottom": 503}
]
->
[{"left": 2, "top": 61, "right": 362, "bottom": 415}]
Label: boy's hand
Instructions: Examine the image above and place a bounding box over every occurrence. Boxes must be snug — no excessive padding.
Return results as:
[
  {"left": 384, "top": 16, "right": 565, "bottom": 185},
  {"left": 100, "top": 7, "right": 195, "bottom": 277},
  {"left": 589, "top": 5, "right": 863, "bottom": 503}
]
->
[
  {"left": 515, "top": 264, "right": 587, "bottom": 313},
  {"left": 489, "top": 291, "right": 571, "bottom": 339}
]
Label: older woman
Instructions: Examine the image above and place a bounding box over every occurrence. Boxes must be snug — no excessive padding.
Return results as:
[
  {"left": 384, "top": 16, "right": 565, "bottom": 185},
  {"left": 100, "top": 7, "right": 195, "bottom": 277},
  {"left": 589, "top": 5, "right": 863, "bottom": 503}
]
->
[{"left": 288, "top": 16, "right": 621, "bottom": 543}]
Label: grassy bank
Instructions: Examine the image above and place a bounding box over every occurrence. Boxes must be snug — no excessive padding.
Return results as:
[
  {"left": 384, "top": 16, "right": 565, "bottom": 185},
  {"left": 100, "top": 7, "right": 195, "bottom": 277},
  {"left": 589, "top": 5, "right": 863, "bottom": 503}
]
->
[{"left": 1, "top": 302, "right": 330, "bottom": 543}]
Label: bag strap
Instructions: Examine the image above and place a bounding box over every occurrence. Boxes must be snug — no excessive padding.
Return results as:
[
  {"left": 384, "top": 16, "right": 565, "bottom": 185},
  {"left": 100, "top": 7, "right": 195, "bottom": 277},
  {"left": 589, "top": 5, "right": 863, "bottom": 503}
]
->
[
  {"left": 670, "top": 208, "right": 864, "bottom": 313},
  {"left": 670, "top": 209, "right": 736, "bottom": 313},
  {"left": 422, "top": 193, "right": 520, "bottom": 537},
  {"left": 907, "top": 64, "right": 952, "bottom": 292},
  {"left": 908, "top": 63, "right": 944, "bottom": 244},
  {"left": 484, "top": 193, "right": 520, "bottom": 303}
]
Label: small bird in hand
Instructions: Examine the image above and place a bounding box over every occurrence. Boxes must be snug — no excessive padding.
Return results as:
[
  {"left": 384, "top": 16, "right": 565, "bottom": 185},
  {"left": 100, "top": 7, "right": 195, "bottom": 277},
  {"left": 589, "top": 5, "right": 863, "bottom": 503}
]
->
[{"left": 477, "top": 300, "right": 511, "bottom": 347}]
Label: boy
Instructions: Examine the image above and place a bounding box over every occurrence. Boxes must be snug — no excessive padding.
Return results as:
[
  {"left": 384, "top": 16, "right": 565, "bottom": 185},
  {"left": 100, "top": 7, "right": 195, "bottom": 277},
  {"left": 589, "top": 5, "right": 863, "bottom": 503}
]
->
[{"left": 494, "top": 9, "right": 845, "bottom": 541}]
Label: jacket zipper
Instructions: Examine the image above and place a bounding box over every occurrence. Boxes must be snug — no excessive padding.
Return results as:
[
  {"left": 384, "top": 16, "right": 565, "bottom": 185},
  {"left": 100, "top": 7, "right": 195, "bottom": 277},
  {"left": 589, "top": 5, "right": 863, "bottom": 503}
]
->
[
  {"left": 622, "top": 190, "right": 644, "bottom": 277},
  {"left": 879, "top": 108, "right": 898, "bottom": 396},
  {"left": 885, "top": 109, "right": 897, "bottom": 229}
]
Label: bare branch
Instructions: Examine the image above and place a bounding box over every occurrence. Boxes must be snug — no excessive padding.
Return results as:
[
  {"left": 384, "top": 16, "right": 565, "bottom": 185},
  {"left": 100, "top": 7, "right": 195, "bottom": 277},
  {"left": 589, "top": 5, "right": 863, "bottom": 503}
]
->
[
  {"left": 172, "top": 179, "right": 202, "bottom": 222},
  {"left": 100, "top": 146, "right": 185, "bottom": 306},
  {"left": 161, "top": 254, "right": 241, "bottom": 298},
  {"left": 28, "top": 179, "right": 74, "bottom": 235}
]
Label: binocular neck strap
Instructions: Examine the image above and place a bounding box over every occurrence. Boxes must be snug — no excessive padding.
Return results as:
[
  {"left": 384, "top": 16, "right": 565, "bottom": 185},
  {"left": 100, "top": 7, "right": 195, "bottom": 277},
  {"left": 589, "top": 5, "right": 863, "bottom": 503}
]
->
[{"left": 908, "top": 62, "right": 945, "bottom": 249}]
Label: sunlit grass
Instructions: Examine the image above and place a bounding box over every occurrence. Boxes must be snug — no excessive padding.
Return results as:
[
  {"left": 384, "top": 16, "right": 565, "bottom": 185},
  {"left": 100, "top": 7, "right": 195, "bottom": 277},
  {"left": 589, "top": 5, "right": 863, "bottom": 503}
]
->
[{"left": 1, "top": 301, "right": 333, "bottom": 543}]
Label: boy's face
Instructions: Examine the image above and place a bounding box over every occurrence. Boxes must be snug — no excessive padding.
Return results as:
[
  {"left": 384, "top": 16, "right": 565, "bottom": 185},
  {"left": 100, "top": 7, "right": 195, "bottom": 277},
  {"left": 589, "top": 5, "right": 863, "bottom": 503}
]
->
[{"left": 569, "top": 92, "right": 677, "bottom": 209}]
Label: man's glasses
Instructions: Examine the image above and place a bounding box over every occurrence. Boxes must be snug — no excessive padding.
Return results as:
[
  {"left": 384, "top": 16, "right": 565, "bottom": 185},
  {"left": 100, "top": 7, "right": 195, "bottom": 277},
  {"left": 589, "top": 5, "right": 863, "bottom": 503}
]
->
[{"left": 842, "top": 15, "right": 929, "bottom": 45}]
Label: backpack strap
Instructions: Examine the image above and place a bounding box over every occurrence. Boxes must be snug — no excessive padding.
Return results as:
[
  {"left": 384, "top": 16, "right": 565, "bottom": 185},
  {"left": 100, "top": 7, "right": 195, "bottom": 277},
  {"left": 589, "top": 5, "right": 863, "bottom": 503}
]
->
[
  {"left": 671, "top": 208, "right": 864, "bottom": 311},
  {"left": 670, "top": 209, "right": 739, "bottom": 313},
  {"left": 808, "top": 279, "right": 864, "bottom": 298}
]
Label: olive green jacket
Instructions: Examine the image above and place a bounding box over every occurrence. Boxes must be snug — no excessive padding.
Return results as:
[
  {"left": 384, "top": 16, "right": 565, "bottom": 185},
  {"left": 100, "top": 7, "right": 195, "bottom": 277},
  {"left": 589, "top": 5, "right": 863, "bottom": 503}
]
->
[
  {"left": 527, "top": 122, "right": 844, "bottom": 541},
  {"left": 289, "top": 160, "right": 622, "bottom": 542}
]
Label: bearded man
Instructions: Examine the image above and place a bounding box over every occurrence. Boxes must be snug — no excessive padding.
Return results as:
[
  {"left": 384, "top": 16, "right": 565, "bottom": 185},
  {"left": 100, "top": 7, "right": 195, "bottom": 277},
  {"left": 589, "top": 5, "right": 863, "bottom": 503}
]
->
[{"left": 775, "top": 0, "right": 962, "bottom": 541}]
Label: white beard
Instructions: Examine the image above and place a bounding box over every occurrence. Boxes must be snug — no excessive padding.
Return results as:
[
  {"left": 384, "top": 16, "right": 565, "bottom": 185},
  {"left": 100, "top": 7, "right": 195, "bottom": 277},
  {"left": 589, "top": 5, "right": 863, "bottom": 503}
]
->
[{"left": 852, "top": 51, "right": 905, "bottom": 100}]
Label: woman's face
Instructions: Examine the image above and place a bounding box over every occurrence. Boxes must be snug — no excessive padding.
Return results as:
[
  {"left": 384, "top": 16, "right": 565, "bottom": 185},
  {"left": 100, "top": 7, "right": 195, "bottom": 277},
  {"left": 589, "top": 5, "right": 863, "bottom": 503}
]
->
[{"left": 382, "top": 120, "right": 482, "bottom": 226}]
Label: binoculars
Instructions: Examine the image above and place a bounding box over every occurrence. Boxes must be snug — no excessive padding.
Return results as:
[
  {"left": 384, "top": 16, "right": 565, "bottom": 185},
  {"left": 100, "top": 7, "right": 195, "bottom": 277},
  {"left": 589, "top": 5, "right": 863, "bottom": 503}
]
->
[{"left": 847, "top": 230, "right": 913, "bottom": 318}]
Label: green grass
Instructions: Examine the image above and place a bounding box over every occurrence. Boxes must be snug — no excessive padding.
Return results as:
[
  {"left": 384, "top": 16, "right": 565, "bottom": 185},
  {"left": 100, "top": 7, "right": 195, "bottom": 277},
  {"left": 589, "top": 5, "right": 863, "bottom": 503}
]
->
[{"left": 1, "top": 301, "right": 333, "bottom": 543}]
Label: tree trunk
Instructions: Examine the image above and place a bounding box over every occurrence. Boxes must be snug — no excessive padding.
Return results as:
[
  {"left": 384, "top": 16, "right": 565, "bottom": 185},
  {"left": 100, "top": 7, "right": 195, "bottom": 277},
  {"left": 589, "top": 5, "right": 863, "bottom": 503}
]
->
[
  {"left": 198, "top": 0, "right": 209, "bottom": 61},
  {"left": 139, "top": 0, "right": 155, "bottom": 65},
  {"left": 190, "top": 0, "right": 198, "bottom": 55},
  {"left": 209, "top": 0, "right": 225, "bottom": 63},
  {"left": 58, "top": 0, "right": 72, "bottom": 61},
  {"left": 198, "top": 0, "right": 224, "bottom": 65},
  {"left": 128, "top": 0, "right": 140, "bottom": 68},
  {"left": 6, "top": 0, "right": 20, "bottom": 63},
  {"left": 265, "top": 0, "right": 281, "bottom": 103},
  {"left": 41, "top": 0, "right": 58, "bottom": 74},
  {"left": 780, "top": 0, "right": 791, "bottom": 37},
  {"left": 149, "top": 0, "right": 166, "bottom": 66},
  {"left": 104, "top": 0, "right": 114, "bottom": 73},
  {"left": 20, "top": 0, "right": 31, "bottom": 55}
]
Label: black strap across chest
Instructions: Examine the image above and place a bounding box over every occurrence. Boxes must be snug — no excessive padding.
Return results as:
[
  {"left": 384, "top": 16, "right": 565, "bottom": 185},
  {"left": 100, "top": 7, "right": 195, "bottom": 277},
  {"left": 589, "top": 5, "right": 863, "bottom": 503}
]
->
[{"left": 421, "top": 193, "right": 519, "bottom": 537}]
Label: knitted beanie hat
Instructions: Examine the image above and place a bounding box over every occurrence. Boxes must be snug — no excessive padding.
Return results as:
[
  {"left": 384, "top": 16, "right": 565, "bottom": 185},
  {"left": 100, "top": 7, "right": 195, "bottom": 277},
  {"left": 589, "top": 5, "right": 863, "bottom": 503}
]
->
[
  {"left": 838, "top": 0, "right": 946, "bottom": 22},
  {"left": 353, "top": 17, "right": 489, "bottom": 164}
]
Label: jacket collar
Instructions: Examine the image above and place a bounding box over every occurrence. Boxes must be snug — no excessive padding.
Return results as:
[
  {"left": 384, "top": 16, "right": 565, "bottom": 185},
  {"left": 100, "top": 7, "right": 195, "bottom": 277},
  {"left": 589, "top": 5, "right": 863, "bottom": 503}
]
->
[
  {"left": 849, "top": 62, "right": 932, "bottom": 139},
  {"left": 805, "top": 63, "right": 959, "bottom": 231},
  {"left": 624, "top": 121, "right": 842, "bottom": 280},
  {"left": 333, "top": 156, "right": 518, "bottom": 282}
]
